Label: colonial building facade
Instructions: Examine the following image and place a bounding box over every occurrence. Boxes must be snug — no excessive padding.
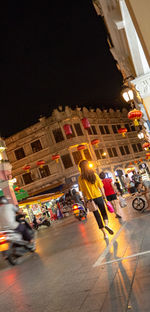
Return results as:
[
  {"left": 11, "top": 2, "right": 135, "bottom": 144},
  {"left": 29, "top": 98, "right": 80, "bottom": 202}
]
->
[
  {"left": 5, "top": 106, "right": 147, "bottom": 196},
  {"left": 92, "top": 0, "right": 150, "bottom": 130}
]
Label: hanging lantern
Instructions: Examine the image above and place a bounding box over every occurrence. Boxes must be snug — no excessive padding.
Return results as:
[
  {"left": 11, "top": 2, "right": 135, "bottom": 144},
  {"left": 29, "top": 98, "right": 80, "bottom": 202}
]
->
[
  {"left": 81, "top": 118, "right": 90, "bottom": 129},
  {"left": 128, "top": 109, "right": 142, "bottom": 126},
  {"left": 52, "top": 154, "right": 60, "bottom": 163},
  {"left": 14, "top": 186, "right": 20, "bottom": 192},
  {"left": 36, "top": 160, "right": 45, "bottom": 168},
  {"left": 129, "top": 162, "right": 133, "bottom": 166},
  {"left": 139, "top": 159, "right": 143, "bottom": 162},
  {"left": 146, "top": 153, "right": 150, "bottom": 160},
  {"left": 23, "top": 165, "right": 31, "bottom": 173},
  {"left": 142, "top": 142, "right": 150, "bottom": 151},
  {"left": 134, "top": 160, "right": 138, "bottom": 164},
  {"left": 63, "top": 124, "right": 72, "bottom": 136},
  {"left": 118, "top": 128, "right": 127, "bottom": 137},
  {"left": 91, "top": 139, "right": 100, "bottom": 146},
  {"left": 77, "top": 145, "right": 85, "bottom": 151}
]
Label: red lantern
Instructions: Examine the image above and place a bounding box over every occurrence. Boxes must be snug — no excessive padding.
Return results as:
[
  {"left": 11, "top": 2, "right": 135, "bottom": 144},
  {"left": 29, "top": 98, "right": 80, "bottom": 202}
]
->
[
  {"left": 128, "top": 109, "right": 142, "bottom": 126},
  {"left": 63, "top": 124, "right": 72, "bottom": 136},
  {"left": 77, "top": 145, "right": 85, "bottom": 151},
  {"left": 129, "top": 162, "right": 133, "bottom": 166},
  {"left": 52, "top": 154, "right": 60, "bottom": 163},
  {"left": 139, "top": 159, "right": 143, "bottom": 162},
  {"left": 15, "top": 186, "right": 20, "bottom": 192},
  {"left": 23, "top": 165, "right": 31, "bottom": 173},
  {"left": 91, "top": 139, "right": 100, "bottom": 146},
  {"left": 134, "top": 160, "right": 138, "bottom": 164},
  {"left": 142, "top": 142, "right": 150, "bottom": 150},
  {"left": 36, "top": 160, "right": 45, "bottom": 168},
  {"left": 81, "top": 118, "right": 90, "bottom": 129},
  {"left": 146, "top": 153, "right": 150, "bottom": 160},
  {"left": 118, "top": 128, "right": 127, "bottom": 137}
]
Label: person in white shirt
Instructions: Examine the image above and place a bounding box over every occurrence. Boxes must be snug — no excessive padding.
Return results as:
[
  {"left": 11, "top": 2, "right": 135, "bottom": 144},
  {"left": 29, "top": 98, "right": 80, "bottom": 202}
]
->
[{"left": 0, "top": 196, "right": 32, "bottom": 241}]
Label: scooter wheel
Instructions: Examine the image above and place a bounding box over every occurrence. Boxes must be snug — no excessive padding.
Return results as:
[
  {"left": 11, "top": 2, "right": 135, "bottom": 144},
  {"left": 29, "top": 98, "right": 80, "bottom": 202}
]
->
[
  {"left": 132, "top": 197, "right": 145, "bottom": 211},
  {"left": 7, "top": 254, "right": 18, "bottom": 266}
]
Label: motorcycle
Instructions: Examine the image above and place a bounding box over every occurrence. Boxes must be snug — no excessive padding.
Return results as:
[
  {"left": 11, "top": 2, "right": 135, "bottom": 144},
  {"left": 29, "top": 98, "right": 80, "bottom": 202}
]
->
[
  {"left": 0, "top": 222, "right": 36, "bottom": 266},
  {"left": 72, "top": 203, "right": 87, "bottom": 221},
  {"left": 32, "top": 217, "right": 51, "bottom": 230}
]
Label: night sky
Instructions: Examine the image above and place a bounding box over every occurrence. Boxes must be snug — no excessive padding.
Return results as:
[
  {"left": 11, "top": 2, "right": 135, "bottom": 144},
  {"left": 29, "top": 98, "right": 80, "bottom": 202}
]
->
[{"left": 1, "top": 1, "right": 124, "bottom": 138}]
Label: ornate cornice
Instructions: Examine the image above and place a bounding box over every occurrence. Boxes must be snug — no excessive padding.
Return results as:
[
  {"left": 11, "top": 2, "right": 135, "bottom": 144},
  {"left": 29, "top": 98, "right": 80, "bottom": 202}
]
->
[{"left": 132, "top": 72, "right": 150, "bottom": 98}]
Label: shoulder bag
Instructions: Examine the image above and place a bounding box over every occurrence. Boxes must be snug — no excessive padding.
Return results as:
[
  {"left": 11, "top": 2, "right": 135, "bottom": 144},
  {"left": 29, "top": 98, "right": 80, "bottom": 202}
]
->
[{"left": 86, "top": 199, "right": 98, "bottom": 212}]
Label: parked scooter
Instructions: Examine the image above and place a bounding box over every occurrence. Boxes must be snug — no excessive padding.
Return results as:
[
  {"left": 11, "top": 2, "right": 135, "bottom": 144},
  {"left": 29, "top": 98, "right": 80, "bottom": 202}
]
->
[
  {"left": 32, "top": 216, "right": 51, "bottom": 230},
  {"left": 0, "top": 221, "right": 36, "bottom": 265},
  {"left": 72, "top": 203, "right": 87, "bottom": 221}
]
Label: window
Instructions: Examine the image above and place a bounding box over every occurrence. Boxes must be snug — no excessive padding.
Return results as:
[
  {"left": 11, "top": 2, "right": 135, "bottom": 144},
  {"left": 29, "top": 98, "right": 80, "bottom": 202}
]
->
[
  {"left": 125, "top": 124, "right": 131, "bottom": 132},
  {"left": 112, "top": 125, "right": 121, "bottom": 134},
  {"left": 99, "top": 126, "right": 105, "bottom": 135},
  {"left": 107, "top": 148, "right": 113, "bottom": 158},
  {"left": 119, "top": 145, "right": 130, "bottom": 155},
  {"left": 53, "top": 128, "right": 64, "bottom": 143},
  {"left": 87, "top": 127, "right": 92, "bottom": 135},
  {"left": 112, "top": 125, "right": 118, "bottom": 134},
  {"left": 66, "top": 125, "right": 76, "bottom": 139},
  {"left": 131, "top": 125, "right": 136, "bottom": 132},
  {"left": 83, "top": 149, "right": 92, "bottom": 160},
  {"left": 31, "top": 140, "right": 42, "bottom": 153},
  {"left": 132, "top": 143, "right": 142, "bottom": 153},
  {"left": 104, "top": 125, "right": 110, "bottom": 134},
  {"left": 72, "top": 151, "right": 82, "bottom": 165},
  {"left": 100, "top": 149, "right": 106, "bottom": 159},
  {"left": 39, "top": 165, "right": 50, "bottom": 178},
  {"left": 61, "top": 154, "right": 73, "bottom": 169},
  {"left": 112, "top": 147, "right": 118, "bottom": 157},
  {"left": 15, "top": 148, "right": 25, "bottom": 160},
  {"left": 74, "top": 123, "right": 83, "bottom": 136},
  {"left": 23, "top": 173, "right": 33, "bottom": 185},
  {"left": 124, "top": 145, "right": 130, "bottom": 154},
  {"left": 137, "top": 143, "right": 142, "bottom": 152},
  {"left": 119, "top": 146, "right": 125, "bottom": 155},
  {"left": 91, "top": 125, "right": 97, "bottom": 135},
  {"left": 95, "top": 150, "right": 101, "bottom": 160},
  {"left": 107, "top": 147, "right": 118, "bottom": 158}
]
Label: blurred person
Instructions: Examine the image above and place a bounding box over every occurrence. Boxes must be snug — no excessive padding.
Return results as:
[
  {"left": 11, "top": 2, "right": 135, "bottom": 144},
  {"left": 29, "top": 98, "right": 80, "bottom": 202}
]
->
[
  {"left": 71, "top": 189, "right": 83, "bottom": 205},
  {"left": 114, "top": 178, "right": 123, "bottom": 196},
  {"left": 132, "top": 170, "right": 141, "bottom": 191},
  {"left": 99, "top": 172, "right": 121, "bottom": 218},
  {"left": 124, "top": 174, "right": 130, "bottom": 192},
  {"left": 0, "top": 196, "right": 32, "bottom": 241},
  {"left": 78, "top": 160, "right": 114, "bottom": 239}
]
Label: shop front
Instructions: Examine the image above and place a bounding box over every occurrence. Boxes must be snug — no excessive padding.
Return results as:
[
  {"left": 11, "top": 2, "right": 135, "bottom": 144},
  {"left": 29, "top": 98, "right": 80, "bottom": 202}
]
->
[{"left": 19, "top": 192, "right": 64, "bottom": 224}]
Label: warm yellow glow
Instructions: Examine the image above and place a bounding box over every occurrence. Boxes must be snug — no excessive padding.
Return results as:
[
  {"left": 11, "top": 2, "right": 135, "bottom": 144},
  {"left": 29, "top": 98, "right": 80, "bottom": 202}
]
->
[
  {"left": 122, "top": 88, "right": 134, "bottom": 102},
  {"left": 0, "top": 153, "right": 2, "bottom": 161},
  {"left": 88, "top": 163, "right": 93, "bottom": 168},
  {"left": 102, "top": 152, "right": 107, "bottom": 156}
]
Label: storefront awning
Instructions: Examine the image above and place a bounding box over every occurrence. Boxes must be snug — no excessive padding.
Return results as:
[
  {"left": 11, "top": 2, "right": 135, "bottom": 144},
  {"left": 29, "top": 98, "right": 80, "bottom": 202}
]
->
[{"left": 19, "top": 192, "right": 64, "bottom": 206}]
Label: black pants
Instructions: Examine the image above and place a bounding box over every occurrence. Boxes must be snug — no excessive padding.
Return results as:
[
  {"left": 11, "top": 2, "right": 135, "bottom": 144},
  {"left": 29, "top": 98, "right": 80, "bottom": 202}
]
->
[
  {"left": 16, "top": 223, "right": 32, "bottom": 241},
  {"left": 93, "top": 197, "right": 108, "bottom": 229}
]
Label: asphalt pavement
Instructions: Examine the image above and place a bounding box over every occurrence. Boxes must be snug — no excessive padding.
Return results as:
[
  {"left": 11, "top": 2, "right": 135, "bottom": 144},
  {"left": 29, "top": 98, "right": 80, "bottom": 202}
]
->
[{"left": 1, "top": 196, "right": 150, "bottom": 312}]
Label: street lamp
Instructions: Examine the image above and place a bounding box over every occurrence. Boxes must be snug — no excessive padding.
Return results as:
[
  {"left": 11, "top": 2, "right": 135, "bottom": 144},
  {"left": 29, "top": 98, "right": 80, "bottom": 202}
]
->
[
  {"left": 121, "top": 85, "right": 134, "bottom": 103},
  {"left": 137, "top": 131, "right": 144, "bottom": 140}
]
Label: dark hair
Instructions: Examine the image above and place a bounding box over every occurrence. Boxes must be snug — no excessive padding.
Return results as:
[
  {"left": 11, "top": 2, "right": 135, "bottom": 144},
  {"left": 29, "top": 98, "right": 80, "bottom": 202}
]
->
[
  {"left": 99, "top": 172, "right": 106, "bottom": 179},
  {"left": 0, "top": 196, "right": 9, "bottom": 205},
  {"left": 125, "top": 174, "right": 128, "bottom": 177},
  {"left": 79, "top": 160, "right": 96, "bottom": 184}
]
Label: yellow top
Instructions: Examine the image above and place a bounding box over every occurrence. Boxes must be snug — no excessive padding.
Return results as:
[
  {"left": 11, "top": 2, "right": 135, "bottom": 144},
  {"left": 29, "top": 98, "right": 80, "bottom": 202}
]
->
[{"left": 78, "top": 173, "right": 103, "bottom": 200}]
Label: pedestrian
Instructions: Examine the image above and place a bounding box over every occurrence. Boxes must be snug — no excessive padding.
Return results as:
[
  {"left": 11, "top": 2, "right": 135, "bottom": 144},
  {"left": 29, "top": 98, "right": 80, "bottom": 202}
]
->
[
  {"left": 114, "top": 178, "right": 123, "bottom": 196},
  {"left": 132, "top": 170, "right": 141, "bottom": 191},
  {"left": 99, "top": 172, "right": 121, "bottom": 218},
  {"left": 124, "top": 174, "right": 130, "bottom": 192},
  {"left": 78, "top": 159, "right": 114, "bottom": 239}
]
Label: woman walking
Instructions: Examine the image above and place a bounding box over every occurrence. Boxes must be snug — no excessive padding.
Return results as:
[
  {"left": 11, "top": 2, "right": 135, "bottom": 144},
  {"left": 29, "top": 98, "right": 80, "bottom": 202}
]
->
[
  {"left": 99, "top": 172, "right": 121, "bottom": 218},
  {"left": 78, "top": 160, "right": 114, "bottom": 239}
]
